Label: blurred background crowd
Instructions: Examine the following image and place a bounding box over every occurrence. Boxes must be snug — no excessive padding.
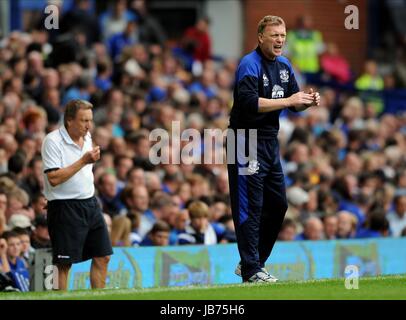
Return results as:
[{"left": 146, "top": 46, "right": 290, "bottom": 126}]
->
[{"left": 0, "top": 0, "right": 405, "bottom": 290}]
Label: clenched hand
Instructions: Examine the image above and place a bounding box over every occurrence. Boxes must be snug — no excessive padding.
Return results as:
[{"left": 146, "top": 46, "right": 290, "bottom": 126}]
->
[{"left": 82, "top": 146, "right": 100, "bottom": 164}]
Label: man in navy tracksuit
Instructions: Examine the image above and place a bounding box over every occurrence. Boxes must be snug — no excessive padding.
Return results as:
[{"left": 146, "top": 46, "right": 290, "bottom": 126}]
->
[{"left": 227, "top": 15, "right": 320, "bottom": 283}]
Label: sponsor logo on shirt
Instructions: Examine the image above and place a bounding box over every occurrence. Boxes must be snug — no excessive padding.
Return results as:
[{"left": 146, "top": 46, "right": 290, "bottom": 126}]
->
[{"left": 272, "top": 84, "right": 284, "bottom": 98}]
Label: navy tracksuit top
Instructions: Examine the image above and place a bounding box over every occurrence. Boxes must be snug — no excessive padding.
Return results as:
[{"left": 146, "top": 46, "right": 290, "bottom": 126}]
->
[{"left": 229, "top": 46, "right": 299, "bottom": 138}]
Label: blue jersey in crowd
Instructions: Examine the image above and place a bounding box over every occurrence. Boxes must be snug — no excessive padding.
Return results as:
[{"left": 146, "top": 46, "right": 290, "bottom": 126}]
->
[{"left": 8, "top": 257, "right": 30, "bottom": 292}]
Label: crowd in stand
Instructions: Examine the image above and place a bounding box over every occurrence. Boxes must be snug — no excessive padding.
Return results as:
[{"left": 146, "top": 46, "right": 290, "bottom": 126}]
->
[{"left": 0, "top": 0, "right": 405, "bottom": 291}]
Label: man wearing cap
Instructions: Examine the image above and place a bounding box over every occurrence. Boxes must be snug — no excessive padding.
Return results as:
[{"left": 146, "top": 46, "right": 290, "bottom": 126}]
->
[
  {"left": 41, "top": 99, "right": 112, "bottom": 290},
  {"left": 7, "top": 214, "right": 32, "bottom": 230}
]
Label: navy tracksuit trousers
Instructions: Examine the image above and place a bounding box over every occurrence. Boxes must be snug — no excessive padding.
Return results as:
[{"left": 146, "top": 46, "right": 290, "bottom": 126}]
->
[{"left": 227, "top": 132, "right": 288, "bottom": 281}]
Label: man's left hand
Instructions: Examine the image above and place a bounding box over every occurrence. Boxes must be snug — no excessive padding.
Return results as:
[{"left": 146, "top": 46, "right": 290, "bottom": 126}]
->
[{"left": 307, "top": 88, "right": 320, "bottom": 107}]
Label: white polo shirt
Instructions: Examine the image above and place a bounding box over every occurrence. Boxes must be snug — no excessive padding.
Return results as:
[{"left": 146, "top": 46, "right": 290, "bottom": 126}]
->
[{"left": 41, "top": 125, "right": 95, "bottom": 201}]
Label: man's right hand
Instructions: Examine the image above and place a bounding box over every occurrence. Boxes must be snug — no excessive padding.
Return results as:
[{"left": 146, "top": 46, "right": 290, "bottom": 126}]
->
[
  {"left": 0, "top": 238, "right": 7, "bottom": 255},
  {"left": 288, "top": 91, "right": 314, "bottom": 107},
  {"left": 82, "top": 146, "right": 100, "bottom": 164}
]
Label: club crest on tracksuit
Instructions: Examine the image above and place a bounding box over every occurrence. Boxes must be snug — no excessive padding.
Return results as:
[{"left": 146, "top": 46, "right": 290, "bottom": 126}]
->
[
  {"left": 247, "top": 159, "right": 260, "bottom": 174},
  {"left": 271, "top": 85, "right": 284, "bottom": 98},
  {"left": 263, "top": 74, "right": 269, "bottom": 87},
  {"left": 280, "top": 69, "right": 289, "bottom": 83}
]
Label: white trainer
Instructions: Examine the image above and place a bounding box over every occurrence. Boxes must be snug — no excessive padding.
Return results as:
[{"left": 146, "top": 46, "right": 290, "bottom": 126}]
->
[
  {"left": 234, "top": 263, "right": 278, "bottom": 281},
  {"left": 247, "top": 271, "right": 278, "bottom": 283}
]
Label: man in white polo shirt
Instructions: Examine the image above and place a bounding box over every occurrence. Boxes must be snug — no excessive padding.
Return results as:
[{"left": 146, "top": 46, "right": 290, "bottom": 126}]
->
[{"left": 41, "top": 99, "right": 112, "bottom": 290}]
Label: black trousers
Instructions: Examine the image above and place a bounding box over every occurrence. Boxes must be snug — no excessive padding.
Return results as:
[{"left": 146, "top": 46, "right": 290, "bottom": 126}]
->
[{"left": 227, "top": 131, "right": 288, "bottom": 281}]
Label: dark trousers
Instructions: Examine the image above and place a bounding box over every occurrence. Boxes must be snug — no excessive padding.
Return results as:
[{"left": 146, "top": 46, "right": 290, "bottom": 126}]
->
[{"left": 227, "top": 133, "right": 288, "bottom": 281}]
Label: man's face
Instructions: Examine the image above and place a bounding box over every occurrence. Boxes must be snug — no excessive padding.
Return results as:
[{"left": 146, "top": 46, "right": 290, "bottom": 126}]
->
[
  {"left": 101, "top": 175, "right": 117, "bottom": 198},
  {"left": 191, "top": 217, "right": 208, "bottom": 233},
  {"left": 324, "top": 217, "right": 338, "bottom": 237},
  {"left": 68, "top": 108, "right": 93, "bottom": 138},
  {"left": 258, "top": 24, "right": 286, "bottom": 60},
  {"left": 279, "top": 226, "right": 296, "bottom": 241},
  {"left": 117, "top": 158, "right": 133, "bottom": 180},
  {"left": 131, "top": 187, "right": 149, "bottom": 211},
  {"left": 396, "top": 196, "right": 406, "bottom": 216},
  {"left": 33, "top": 196, "right": 47, "bottom": 215},
  {"left": 19, "top": 234, "right": 31, "bottom": 253},
  {"left": 7, "top": 236, "right": 21, "bottom": 259},
  {"left": 128, "top": 169, "right": 145, "bottom": 186},
  {"left": 151, "top": 231, "right": 169, "bottom": 246},
  {"left": 305, "top": 221, "right": 323, "bottom": 240},
  {"left": 32, "top": 159, "right": 44, "bottom": 181},
  {"left": 174, "top": 211, "right": 189, "bottom": 230},
  {"left": 337, "top": 215, "right": 352, "bottom": 237}
]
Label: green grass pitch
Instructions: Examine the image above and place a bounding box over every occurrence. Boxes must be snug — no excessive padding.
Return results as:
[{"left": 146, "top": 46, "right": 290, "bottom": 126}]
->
[{"left": 1, "top": 275, "right": 406, "bottom": 300}]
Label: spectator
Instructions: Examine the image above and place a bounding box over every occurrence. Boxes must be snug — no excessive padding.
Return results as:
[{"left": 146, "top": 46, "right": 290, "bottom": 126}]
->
[
  {"left": 166, "top": 209, "right": 188, "bottom": 245},
  {"left": 30, "top": 215, "right": 51, "bottom": 249},
  {"left": 285, "top": 186, "right": 309, "bottom": 230},
  {"left": 286, "top": 15, "right": 325, "bottom": 82},
  {"left": 111, "top": 215, "right": 131, "bottom": 246},
  {"left": 355, "top": 60, "right": 384, "bottom": 113},
  {"left": 120, "top": 184, "right": 152, "bottom": 238},
  {"left": 7, "top": 214, "right": 32, "bottom": 231},
  {"left": 95, "top": 58, "right": 113, "bottom": 92},
  {"left": 182, "top": 17, "right": 212, "bottom": 63},
  {"left": 100, "top": 0, "right": 137, "bottom": 42},
  {"left": 126, "top": 166, "right": 146, "bottom": 187},
  {"left": 19, "top": 155, "right": 44, "bottom": 200},
  {"left": 320, "top": 42, "right": 352, "bottom": 85},
  {"left": 295, "top": 216, "right": 324, "bottom": 240},
  {"left": 217, "top": 215, "right": 237, "bottom": 243},
  {"left": 0, "top": 238, "right": 10, "bottom": 268},
  {"left": 31, "top": 192, "right": 47, "bottom": 218},
  {"left": 387, "top": 194, "right": 406, "bottom": 237},
  {"left": 114, "top": 155, "right": 134, "bottom": 188},
  {"left": 356, "top": 211, "right": 390, "bottom": 238},
  {"left": 178, "top": 200, "right": 217, "bottom": 245},
  {"left": 278, "top": 218, "right": 298, "bottom": 241},
  {"left": 97, "top": 172, "right": 125, "bottom": 217},
  {"left": 0, "top": 231, "right": 30, "bottom": 291},
  {"left": 140, "top": 220, "right": 171, "bottom": 246},
  {"left": 107, "top": 20, "right": 139, "bottom": 62},
  {"left": 59, "top": 0, "right": 101, "bottom": 46},
  {"left": 0, "top": 238, "right": 13, "bottom": 290},
  {"left": 336, "top": 211, "right": 357, "bottom": 239},
  {"left": 130, "top": 0, "right": 167, "bottom": 47},
  {"left": 355, "top": 60, "right": 384, "bottom": 91},
  {"left": 323, "top": 214, "right": 338, "bottom": 240},
  {"left": 13, "top": 227, "right": 35, "bottom": 266}
]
